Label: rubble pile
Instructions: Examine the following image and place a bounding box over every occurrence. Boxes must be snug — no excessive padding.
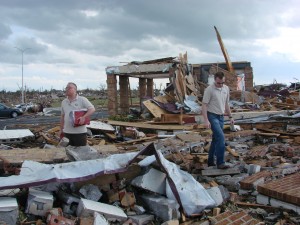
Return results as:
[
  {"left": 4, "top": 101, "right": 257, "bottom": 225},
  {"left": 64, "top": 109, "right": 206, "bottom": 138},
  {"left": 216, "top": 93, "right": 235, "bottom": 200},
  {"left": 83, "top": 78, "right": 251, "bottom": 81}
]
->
[{"left": 0, "top": 54, "right": 300, "bottom": 224}]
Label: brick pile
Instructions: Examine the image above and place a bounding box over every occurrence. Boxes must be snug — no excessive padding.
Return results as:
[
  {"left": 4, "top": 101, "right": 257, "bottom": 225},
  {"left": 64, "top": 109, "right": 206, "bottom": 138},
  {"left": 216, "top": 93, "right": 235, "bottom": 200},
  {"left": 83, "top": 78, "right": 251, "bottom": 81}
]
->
[
  {"left": 209, "top": 210, "right": 262, "bottom": 225},
  {"left": 257, "top": 173, "right": 300, "bottom": 206}
]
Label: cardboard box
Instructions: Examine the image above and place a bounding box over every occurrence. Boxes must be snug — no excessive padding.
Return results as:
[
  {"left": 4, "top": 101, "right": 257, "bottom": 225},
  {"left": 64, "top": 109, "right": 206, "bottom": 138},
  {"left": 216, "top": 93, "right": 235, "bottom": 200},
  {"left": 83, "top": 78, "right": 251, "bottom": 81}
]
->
[{"left": 69, "top": 109, "right": 90, "bottom": 127}]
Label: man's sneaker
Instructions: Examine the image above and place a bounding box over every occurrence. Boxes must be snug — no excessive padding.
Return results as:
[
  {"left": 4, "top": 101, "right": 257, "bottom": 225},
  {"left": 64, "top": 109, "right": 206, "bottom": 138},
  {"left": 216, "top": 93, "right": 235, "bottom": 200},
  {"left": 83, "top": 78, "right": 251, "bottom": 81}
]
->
[
  {"left": 217, "top": 164, "right": 230, "bottom": 169},
  {"left": 207, "top": 162, "right": 216, "bottom": 167}
]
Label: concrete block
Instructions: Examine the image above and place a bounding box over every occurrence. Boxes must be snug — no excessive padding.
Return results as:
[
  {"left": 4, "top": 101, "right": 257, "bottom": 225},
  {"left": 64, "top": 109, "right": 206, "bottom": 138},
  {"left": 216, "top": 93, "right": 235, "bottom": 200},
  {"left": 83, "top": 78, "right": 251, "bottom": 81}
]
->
[
  {"left": 206, "top": 186, "right": 229, "bottom": 206},
  {"left": 25, "top": 188, "right": 54, "bottom": 216},
  {"left": 238, "top": 189, "right": 251, "bottom": 196},
  {"left": 133, "top": 205, "right": 146, "bottom": 215},
  {"left": 94, "top": 212, "right": 109, "bottom": 225},
  {"left": 141, "top": 194, "right": 180, "bottom": 222},
  {"left": 76, "top": 198, "right": 127, "bottom": 222},
  {"left": 216, "top": 174, "right": 247, "bottom": 192},
  {"left": 128, "top": 214, "right": 155, "bottom": 225},
  {"left": 79, "top": 184, "right": 102, "bottom": 201},
  {"left": 57, "top": 190, "right": 80, "bottom": 214},
  {"left": 270, "top": 198, "right": 300, "bottom": 215},
  {"left": 206, "top": 187, "right": 222, "bottom": 206},
  {"left": 256, "top": 194, "right": 270, "bottom": 205},
  {"left": 131, "top": 168, "right": 166, "bottom": 195},
  {"left": 0, "top": 197, "right": 18, "bottom": 225},
  {"left": 246, "top": 164, "right": 261, "bottom": 175}
]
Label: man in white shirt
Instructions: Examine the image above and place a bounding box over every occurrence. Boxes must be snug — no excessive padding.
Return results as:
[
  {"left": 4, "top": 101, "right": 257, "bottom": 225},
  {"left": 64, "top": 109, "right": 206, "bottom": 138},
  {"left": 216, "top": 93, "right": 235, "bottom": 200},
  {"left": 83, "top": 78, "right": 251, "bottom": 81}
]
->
[
  {"left": 202, "top": 72, "right": 234, "bottom": 169},
  {"left": 60, "top": 82, "right": 95, "bottom": 146}
]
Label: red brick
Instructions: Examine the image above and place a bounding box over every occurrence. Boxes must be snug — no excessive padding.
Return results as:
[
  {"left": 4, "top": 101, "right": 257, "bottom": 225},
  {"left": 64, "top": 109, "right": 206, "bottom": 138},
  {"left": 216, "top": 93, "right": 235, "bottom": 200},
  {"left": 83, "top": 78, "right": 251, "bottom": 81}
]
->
[
  {"left": 240, "top": 171, "right": 271, "bottom": 190},
  {"left": 213, "top": 211, "right": 233, "bottom": 222},
  {"left": 230, "top": 219, "right": 244, "bottom": 225},
  {"left": 257, "top": 173, "right": 300, "bottom": 206},
  {"left": 214, "top": 219, "right": 231, "bottom": 225}
]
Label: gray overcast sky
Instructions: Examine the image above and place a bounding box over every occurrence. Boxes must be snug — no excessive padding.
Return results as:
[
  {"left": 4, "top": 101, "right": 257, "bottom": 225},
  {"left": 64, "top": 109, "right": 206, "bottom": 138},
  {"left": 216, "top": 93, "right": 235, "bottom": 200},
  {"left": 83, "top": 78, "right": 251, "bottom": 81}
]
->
[{"left": 0, "top": 0, "right": 299, "bottom": 91}]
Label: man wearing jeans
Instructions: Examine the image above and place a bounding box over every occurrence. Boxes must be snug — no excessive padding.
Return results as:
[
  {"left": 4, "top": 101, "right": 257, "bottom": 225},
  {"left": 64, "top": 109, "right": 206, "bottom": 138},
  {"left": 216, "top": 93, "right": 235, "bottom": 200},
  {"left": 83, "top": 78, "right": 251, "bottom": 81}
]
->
[{"left": 202, "top": 72, "right": 234, "bottom": 169}]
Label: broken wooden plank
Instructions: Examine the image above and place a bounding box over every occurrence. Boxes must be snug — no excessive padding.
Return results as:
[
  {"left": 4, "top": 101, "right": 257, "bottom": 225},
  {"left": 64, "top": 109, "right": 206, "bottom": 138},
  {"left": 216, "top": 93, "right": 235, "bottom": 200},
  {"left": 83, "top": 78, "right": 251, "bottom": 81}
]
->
[
  {"left": 0, "top": 148, "right": 68, "bottom": 164},
  {"left": 257, "top": 128, "right": 300, "bottom": 136},
  {"left": 107, "top": 120, "right": 199, "bottom": 130},
  {"left": 201, "top": 167, "right": 240, "bottom": 176},
  {"left": 142, "top": 99, "right": 168, "bottom": 118},
  {"left": 214, "top": 26, "right": 235, "bottom": 73},
  {"left": 115, "top": 135, "right": 158, "bottom": 146},
  {"left": 226, "top": 146, "right": 239, "bottom": 157}
]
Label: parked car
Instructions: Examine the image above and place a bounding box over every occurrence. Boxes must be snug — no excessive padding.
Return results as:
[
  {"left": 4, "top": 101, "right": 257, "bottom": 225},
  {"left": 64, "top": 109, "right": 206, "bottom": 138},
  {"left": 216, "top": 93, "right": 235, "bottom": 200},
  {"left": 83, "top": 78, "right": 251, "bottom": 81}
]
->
[{"left": 0, "top": 103, "right": 23, "bottom": 118}]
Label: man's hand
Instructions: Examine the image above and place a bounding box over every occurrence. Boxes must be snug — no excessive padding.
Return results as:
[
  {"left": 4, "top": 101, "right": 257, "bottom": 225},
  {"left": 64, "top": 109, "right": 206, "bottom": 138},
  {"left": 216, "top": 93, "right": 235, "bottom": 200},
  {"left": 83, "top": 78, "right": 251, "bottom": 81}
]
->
[
  {"left": 78, "top": 117, "right": 86, "bottom": 125},
  {"left": 59, "top": 131, "right": 64, "bottom": 140},
  {"left": 204, "top": 119, "right": 211, "bottom": 129}
]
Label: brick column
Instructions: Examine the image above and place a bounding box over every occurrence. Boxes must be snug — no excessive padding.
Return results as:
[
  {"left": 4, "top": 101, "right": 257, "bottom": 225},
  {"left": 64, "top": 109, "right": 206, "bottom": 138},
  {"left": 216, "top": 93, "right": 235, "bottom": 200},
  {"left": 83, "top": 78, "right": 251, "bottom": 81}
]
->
[
  {"left": 106, "top": 74, "right": 118, "bottom": 116},
  {"left": 119, "top": 76, "right": 129, "bottom": 115},
  {"left": 244, "top": 66, "right": 253, "bottom": 91},
  {"left": 146, "top": 78, "right": 154, "bottom": 98},
  {"left": 139, "top": 78, "right": 147, "bottom": 107}
]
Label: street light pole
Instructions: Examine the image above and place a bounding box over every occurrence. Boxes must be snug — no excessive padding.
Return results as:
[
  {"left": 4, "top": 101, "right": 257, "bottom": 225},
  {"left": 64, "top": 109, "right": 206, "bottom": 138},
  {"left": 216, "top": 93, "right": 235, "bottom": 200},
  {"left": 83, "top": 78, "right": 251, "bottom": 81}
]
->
[{"left": 15, "top": 47, "right": 31, "bottom": 104}]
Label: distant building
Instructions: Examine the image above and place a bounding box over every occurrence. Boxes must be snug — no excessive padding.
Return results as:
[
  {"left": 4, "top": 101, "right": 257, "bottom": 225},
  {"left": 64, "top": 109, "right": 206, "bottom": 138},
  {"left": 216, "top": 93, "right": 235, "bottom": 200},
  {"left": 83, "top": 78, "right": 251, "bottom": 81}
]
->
[{"left": 193, "top": 61, "right": 253, "bottom": 92}]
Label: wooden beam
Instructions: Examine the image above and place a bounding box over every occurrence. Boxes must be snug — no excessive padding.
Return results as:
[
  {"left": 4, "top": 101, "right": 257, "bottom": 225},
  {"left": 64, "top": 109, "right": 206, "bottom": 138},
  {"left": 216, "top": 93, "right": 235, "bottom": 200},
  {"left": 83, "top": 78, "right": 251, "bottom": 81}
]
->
[{"left": 214, "top": 26, "right": 235, "bottom": 73}]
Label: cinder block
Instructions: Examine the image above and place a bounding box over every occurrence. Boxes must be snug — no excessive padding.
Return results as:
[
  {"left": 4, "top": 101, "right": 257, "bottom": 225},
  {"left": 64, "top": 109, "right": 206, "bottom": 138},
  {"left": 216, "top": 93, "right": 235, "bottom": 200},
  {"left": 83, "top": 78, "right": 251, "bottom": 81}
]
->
[
  {"left": 256, "top": 194, "right": 269, "bottom": 205},
  {"left": 76, "top": 198, "right": 127, "bottom": 222},
  {"left": 94, "top": 212, "right": 109, "bottom": 225},
  {"left": 246, "top": 164, "right": 261, "bottom": 175},
  {"left": 131, "top": 168, "right": 166, "bottom": 195},
  {"left": 25, "top": 188, "right": 54, "bottom": 216},
  {"left": 140, "top": 194, "right": 180, "bottom": 222},
  {"left": 206, "top": 186, "right": 223, "bottom": 206},
  {"left": 270, "top": 198, "right": 300, "bottom": 215},
  {"left": 0, "top": 197, "right": 19, "bottom": 225},
  {"left": 128, "top": 214, "right": 155, "bottom": 225}
]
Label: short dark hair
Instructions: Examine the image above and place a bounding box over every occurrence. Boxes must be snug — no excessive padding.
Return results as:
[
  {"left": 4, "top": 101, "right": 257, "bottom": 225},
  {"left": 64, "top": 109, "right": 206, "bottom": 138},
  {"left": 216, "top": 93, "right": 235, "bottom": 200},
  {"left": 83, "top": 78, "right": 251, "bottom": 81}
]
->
[
  {"left": 214, "top": 71, "right": 225, "bottom": 79},
  {"left": 67, "top": 82, "right": 77, "bottom": 90}
]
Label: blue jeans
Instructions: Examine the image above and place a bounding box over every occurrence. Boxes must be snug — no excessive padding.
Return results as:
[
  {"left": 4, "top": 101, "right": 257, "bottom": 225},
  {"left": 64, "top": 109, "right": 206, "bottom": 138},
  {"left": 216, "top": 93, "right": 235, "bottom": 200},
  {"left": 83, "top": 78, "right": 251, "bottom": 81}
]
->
[{"left": 207, "top": 112, "right": 225, "bottom": 166}]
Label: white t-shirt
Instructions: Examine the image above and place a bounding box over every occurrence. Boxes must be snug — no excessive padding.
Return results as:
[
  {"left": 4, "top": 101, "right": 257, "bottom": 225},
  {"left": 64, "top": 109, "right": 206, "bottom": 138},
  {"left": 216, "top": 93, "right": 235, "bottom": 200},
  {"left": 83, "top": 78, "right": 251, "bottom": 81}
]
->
[
  {"left": 202, "top": 84, "right": 230, "bottom": 115},
  {"left": 61, "top": 95, "right": 94, "bottom": 133}
]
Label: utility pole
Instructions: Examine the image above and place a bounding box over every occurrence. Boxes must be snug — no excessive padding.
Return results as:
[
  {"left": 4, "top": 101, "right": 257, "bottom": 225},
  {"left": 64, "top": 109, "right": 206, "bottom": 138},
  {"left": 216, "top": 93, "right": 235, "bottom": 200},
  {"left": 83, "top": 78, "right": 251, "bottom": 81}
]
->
[{"left": 15, "top": 47, "right": 31, "bottom": 103}]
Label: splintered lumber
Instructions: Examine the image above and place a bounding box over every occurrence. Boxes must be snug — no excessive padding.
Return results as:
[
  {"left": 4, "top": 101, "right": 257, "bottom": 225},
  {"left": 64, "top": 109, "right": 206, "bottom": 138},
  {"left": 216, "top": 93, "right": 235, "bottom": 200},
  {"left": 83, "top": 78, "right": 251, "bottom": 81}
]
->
[
  {"left": 257, "top": 128, "right": 300, "bottom": 136},
  {"left": 142, "top": 99, "right": 168, "bottom": 118},
  {"left": 226, "top": 146, "right": 239, "bottom": 157},
  {"left": 214, "top": 26, "right": 234, "bottom": 73},
  {"left": 107, "top": 120, "right": 201, "bottom": 130},
  {"left": 115, "top": 135, "right": 158, "bottom": 146},
  {"left": 0, "top": 148, "right": 67, "bottom": 165}
]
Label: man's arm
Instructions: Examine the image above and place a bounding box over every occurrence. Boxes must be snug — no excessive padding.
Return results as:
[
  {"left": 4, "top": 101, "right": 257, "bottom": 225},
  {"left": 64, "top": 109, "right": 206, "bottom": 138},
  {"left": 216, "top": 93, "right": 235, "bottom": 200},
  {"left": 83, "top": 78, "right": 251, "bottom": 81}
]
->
[
  {"left": 78, "top": 107, "right": 95, "bottom": 125},
  {"left": 60, "top": 113, "right": 65, "bottom": 138},
  {"left": 202, "top": 103, "right": 210, "bottom": 129},
  {"left": 83, "top": 107, "right": 95, "bottom": 118}
]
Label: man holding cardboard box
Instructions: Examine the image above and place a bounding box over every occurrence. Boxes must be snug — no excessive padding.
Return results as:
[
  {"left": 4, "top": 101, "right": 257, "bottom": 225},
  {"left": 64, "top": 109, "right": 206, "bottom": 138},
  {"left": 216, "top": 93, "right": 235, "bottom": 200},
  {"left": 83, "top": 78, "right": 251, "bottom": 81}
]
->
[{"left": 60, "top": 82, "right": 95, "bottom": 146}]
